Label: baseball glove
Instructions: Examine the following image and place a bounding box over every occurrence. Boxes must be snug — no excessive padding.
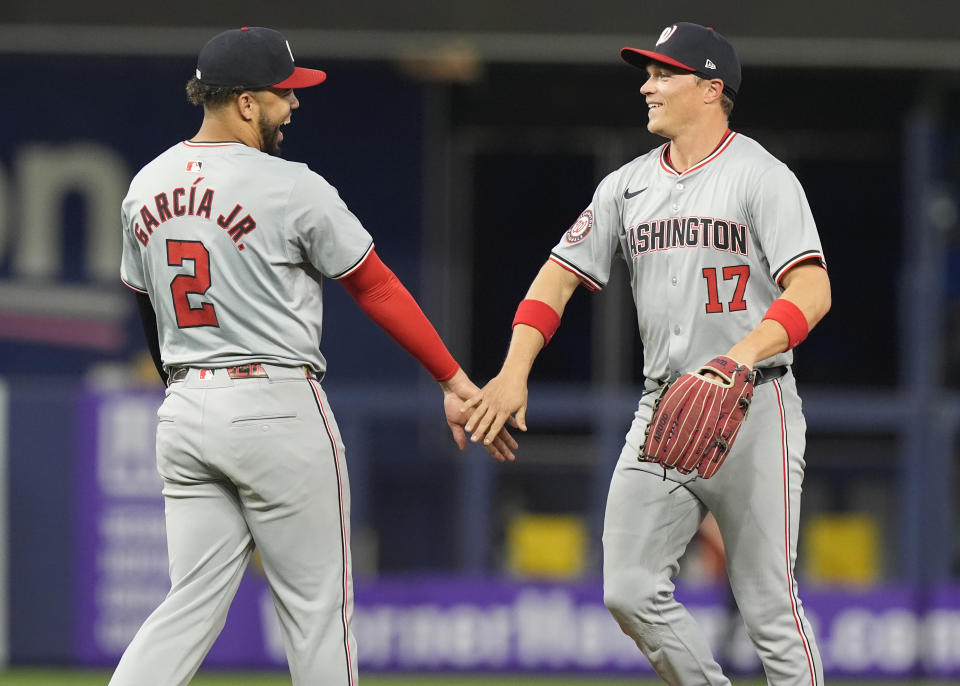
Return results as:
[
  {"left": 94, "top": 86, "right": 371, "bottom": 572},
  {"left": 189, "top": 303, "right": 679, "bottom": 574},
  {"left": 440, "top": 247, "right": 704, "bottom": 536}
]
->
[{"left": 640, "top": 356, "right": 755, "bottom": 479}]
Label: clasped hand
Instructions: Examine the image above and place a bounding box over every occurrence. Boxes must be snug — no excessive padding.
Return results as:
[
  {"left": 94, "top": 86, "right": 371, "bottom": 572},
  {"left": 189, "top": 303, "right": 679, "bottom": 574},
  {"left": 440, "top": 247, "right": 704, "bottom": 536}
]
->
[
  {"left": 441, "top": 369, "right": 519, "bottom": 462},
  {"left": 460, "top": 372, "right": 528, "bottom": 461}
]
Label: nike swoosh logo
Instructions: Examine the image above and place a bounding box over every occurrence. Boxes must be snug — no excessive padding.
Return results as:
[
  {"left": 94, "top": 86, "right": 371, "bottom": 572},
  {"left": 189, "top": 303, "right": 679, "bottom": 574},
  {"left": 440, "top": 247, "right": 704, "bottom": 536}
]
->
[{"left": 624, "top": 186, "right": 647, "bottom": 199}]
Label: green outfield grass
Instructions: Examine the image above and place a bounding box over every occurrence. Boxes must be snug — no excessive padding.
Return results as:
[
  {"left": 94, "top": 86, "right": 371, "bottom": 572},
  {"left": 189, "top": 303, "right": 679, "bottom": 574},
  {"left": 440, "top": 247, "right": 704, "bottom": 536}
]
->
[{"left": 0, "top": 671, "right": 951, "bottom": 686}]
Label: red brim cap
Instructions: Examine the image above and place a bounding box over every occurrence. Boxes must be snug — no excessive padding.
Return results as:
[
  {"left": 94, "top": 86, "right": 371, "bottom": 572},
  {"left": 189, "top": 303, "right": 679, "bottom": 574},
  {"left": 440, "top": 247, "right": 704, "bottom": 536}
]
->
[
  {"left": 273, "top": 66, "right": 327, "bottom": 89},
  {"left": 620, "top": 47, "right": 695, "bottom": 73}
]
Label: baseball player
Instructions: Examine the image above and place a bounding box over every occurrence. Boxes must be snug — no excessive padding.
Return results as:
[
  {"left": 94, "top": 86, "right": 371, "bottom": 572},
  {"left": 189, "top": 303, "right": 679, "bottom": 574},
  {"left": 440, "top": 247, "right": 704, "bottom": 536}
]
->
[
  {"left": 112, "top": 27, "right": 514, "bottom": 686},
  {"left": 465, "top": 22, "right": 831, "bottom": 685}
]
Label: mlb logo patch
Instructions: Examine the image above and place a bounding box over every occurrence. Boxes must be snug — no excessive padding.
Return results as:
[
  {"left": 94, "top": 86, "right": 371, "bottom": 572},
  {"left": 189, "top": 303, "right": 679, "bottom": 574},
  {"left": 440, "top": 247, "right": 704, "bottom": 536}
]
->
[{"left": 186, "top": 161, "right": 203, "bottom": 172}]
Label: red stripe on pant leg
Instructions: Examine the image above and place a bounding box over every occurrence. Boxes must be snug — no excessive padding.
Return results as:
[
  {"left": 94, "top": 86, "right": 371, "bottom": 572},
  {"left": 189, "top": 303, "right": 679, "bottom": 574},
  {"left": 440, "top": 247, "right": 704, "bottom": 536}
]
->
[
  {"left": 774, "top": 381, "right": 817, "bottom": 686},
  {"left": 309, "top": 379, "right": 355, "bottom": 686}
]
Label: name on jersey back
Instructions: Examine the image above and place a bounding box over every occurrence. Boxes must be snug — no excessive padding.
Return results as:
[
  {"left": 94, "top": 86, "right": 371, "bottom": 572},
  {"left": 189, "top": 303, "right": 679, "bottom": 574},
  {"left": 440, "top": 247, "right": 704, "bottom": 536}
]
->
[{"left": 132, "top": 177, "right": 257, "bottom": 252}]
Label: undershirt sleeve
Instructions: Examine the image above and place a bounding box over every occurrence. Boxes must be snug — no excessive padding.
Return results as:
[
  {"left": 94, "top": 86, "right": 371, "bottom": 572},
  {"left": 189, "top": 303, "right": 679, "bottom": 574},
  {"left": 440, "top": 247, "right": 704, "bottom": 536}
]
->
[{"left": 337, "top": 248, "right": 459, "bottom": 382}]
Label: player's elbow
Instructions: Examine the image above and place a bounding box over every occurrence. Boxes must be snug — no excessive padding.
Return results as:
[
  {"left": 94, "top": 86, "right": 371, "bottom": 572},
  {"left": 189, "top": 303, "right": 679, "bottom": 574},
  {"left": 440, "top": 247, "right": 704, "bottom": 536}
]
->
[
  {"left": 784, "top": 263, "right": 831, "bottom": 329},
  {"left": 819, "top": 285, "right": 832, "bottom": 320},
  {"left": 798, "top": 279, "right": 831, "bottom": 338},
  {"left": 811, "top": 270, "right": 832, "bottom": 325}
]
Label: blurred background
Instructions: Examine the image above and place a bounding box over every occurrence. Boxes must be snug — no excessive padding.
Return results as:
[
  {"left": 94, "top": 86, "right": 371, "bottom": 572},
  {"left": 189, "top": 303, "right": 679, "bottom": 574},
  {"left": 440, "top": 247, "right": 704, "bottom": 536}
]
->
[{"left": 1, "top": 0, "right": 959, "bottom": 681}]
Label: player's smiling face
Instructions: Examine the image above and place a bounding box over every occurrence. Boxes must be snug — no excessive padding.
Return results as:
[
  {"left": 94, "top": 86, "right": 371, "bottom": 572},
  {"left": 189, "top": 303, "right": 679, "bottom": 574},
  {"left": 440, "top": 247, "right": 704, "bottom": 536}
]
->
[
  {"left": 641, "top": 63, "right": 705, "bottom": 139},
  {"left": 252, "top": 87, "right": 299, "bottom": 156}
]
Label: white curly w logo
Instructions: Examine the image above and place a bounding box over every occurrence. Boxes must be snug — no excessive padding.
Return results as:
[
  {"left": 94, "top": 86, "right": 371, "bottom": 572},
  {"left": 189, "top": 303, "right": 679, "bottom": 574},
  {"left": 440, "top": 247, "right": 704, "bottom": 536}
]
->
[{"left": 656, "top": 25, "right": 678, "bottom": 46}]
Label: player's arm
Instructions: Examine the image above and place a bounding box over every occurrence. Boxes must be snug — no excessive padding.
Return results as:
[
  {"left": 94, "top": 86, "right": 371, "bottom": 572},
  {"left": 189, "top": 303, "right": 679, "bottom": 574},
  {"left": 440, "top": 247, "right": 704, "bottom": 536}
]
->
[
  {"left": 725, "top": 261, "right": 831, "bottom": 366},
  {"left": 337, "top": 248, "right": 518, "bottom": 462},
  {"left": 463, "top": 259, "right": 583, "bottom": 447},
  {"left": 133, "top": 292, "right": 168, "bottom": 385}
]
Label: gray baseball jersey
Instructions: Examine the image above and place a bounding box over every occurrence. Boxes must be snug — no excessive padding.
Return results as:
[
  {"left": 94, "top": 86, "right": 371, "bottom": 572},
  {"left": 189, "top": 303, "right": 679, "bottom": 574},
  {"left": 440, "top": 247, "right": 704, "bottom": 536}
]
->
[
  {"left": 551, "top": 130, "right": 824, "bottom": 382},
  {"left": 120, "top": 141, "right": 373, "bottom": 374},
  {"left": 554, "top": 131, "right": 825, "bottom": 685},
  {"left": 113, "top": 141, "right": 372, "bottom": 686}
]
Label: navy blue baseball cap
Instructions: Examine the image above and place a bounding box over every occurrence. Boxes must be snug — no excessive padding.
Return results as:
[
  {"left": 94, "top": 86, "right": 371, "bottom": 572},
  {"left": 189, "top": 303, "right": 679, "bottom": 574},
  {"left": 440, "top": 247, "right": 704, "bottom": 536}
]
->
[
  {"left": 196, "top": 26, "right": 326, "bottom": 89},
  {"left": 621, "top": 22, "right": 741, "bottom": 99}
]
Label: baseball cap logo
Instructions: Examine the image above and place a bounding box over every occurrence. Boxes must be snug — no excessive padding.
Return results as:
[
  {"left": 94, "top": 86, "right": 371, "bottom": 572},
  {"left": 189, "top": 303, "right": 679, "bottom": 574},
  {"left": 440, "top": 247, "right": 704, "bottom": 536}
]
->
[
  {"left": 285, "top": 39, "right": 295, "bottom": 63},
  {"left": 656, "top": 25, "right": 678, "bottom": 46},
  {"left": 705, "top": 59, "right": 717, "bottom": 70}
]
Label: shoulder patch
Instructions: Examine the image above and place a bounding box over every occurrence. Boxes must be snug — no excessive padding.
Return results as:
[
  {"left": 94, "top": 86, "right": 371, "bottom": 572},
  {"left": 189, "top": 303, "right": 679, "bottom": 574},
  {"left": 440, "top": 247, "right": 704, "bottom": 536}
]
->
[{"left": 565, "top": 210, "right": 593, "bottom": 243}]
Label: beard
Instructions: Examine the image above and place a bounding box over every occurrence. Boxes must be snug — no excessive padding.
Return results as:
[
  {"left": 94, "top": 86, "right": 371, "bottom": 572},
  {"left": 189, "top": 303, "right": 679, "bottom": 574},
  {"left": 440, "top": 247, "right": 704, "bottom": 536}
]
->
[{"left": 259, "top": 113, "right": 283, "bottom": 157}]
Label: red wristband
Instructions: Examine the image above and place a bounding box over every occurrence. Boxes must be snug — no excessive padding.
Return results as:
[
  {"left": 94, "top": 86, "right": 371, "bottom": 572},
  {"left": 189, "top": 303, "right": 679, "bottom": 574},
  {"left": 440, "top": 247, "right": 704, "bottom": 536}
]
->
[
  {"left": 513, "top": 299, "right": 561, "bottom": 345},
  {"left": 762, "top": 299, "right": 808, "bottom": 350}
]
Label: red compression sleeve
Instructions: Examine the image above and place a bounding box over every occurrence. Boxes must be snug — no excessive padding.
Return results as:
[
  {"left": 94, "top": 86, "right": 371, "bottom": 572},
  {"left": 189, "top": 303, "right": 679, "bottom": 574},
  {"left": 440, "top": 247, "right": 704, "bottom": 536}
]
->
[
  {"left": 762, "top": 298, "right": 809, "bottom": 350},
  {"left": 338, "top": 249, "right": 459, "bottom": 381}
]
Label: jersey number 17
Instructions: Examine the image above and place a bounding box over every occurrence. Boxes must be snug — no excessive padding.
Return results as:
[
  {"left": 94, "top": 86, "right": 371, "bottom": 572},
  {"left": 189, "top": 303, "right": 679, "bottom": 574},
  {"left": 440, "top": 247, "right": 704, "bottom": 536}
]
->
[{"left": 702, "top": 265, "right": 749, "bottom": 314}]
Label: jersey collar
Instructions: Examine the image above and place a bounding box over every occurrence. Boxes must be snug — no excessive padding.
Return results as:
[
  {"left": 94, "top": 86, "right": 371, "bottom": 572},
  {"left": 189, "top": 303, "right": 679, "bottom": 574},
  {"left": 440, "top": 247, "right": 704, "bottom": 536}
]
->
[
  {"left": 660, "top": 129, "right": 737, "bottom": 177},
  {"left": 181, "top": 140, "right": 246, "bottom": 148}
]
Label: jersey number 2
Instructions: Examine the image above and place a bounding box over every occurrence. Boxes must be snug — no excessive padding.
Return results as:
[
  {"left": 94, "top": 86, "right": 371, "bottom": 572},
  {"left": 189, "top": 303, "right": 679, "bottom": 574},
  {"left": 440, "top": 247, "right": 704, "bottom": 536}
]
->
[
  {"left": 702, "top": 265, "right": 749, "bottom": 313},
  {"left": 167, "top": 239, "right": 220, "bottom": 328}
]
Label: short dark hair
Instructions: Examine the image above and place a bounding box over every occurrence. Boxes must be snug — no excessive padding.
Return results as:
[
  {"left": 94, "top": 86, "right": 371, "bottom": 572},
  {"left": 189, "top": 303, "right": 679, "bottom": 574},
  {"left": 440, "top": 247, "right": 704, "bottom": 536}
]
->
[
  {"left": 185, "top": 76, "right": 246, "bottom": 108},
  {"left": 718, "top": 93, "right": 735, "bottom": 118},
  {"left": 693, "top": 75, "right": 735, "bottom": 118}
]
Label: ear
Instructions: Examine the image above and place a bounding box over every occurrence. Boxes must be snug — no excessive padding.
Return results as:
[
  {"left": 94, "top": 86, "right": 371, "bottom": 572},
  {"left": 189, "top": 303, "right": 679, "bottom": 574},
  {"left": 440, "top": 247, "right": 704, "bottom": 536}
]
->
[
  {"left": 235, "top": 91, "right": 259, "bottom": 122},
  {"left": 702, "top": 79, "right": 724, "bottom": 105}
]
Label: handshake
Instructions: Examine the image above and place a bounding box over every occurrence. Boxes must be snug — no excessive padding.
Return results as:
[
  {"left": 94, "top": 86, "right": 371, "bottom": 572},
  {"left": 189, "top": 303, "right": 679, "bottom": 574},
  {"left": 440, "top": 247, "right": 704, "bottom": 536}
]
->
[
  {"left": 440, "top": 351, "right": 544, "bottom": 464},
  {"left": 441, "top": 354, "right": 755, "bottom": 482},
  {"left": 439, "top": 367, "right": 522, "bottom": 463}
]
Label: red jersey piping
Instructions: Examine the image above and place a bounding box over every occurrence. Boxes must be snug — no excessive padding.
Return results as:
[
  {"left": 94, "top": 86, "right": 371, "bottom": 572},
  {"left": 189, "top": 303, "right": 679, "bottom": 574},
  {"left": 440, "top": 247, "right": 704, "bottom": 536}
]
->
[{"left": 659, "top": 130, "right": 737, "bottom": 177}]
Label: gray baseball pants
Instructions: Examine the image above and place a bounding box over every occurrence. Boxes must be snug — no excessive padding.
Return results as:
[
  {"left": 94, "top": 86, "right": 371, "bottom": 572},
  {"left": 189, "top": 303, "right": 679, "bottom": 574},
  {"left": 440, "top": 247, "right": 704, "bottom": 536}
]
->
[
  {"left": 109, "top": 365, "right": 356, "bottom": 685},
  {"left": 603, "top": 372, "right": 823, "bottom": 686}
]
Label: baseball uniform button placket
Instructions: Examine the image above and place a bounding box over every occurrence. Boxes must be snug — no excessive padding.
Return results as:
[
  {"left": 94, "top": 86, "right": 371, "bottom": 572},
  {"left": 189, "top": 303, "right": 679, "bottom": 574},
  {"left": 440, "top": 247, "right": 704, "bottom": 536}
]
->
[{"left": 670, "top": 179, "right": 685, "bottom": 212}]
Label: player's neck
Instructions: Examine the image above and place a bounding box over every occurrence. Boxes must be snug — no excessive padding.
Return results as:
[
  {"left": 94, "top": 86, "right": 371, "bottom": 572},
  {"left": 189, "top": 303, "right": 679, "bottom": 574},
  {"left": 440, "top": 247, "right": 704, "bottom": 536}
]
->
[
  {"left": 190, "top": 116, "right": 258, "bottom": 149},
  {"left": 667, "top": 120, "right": 731, "bottom": 173}
]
